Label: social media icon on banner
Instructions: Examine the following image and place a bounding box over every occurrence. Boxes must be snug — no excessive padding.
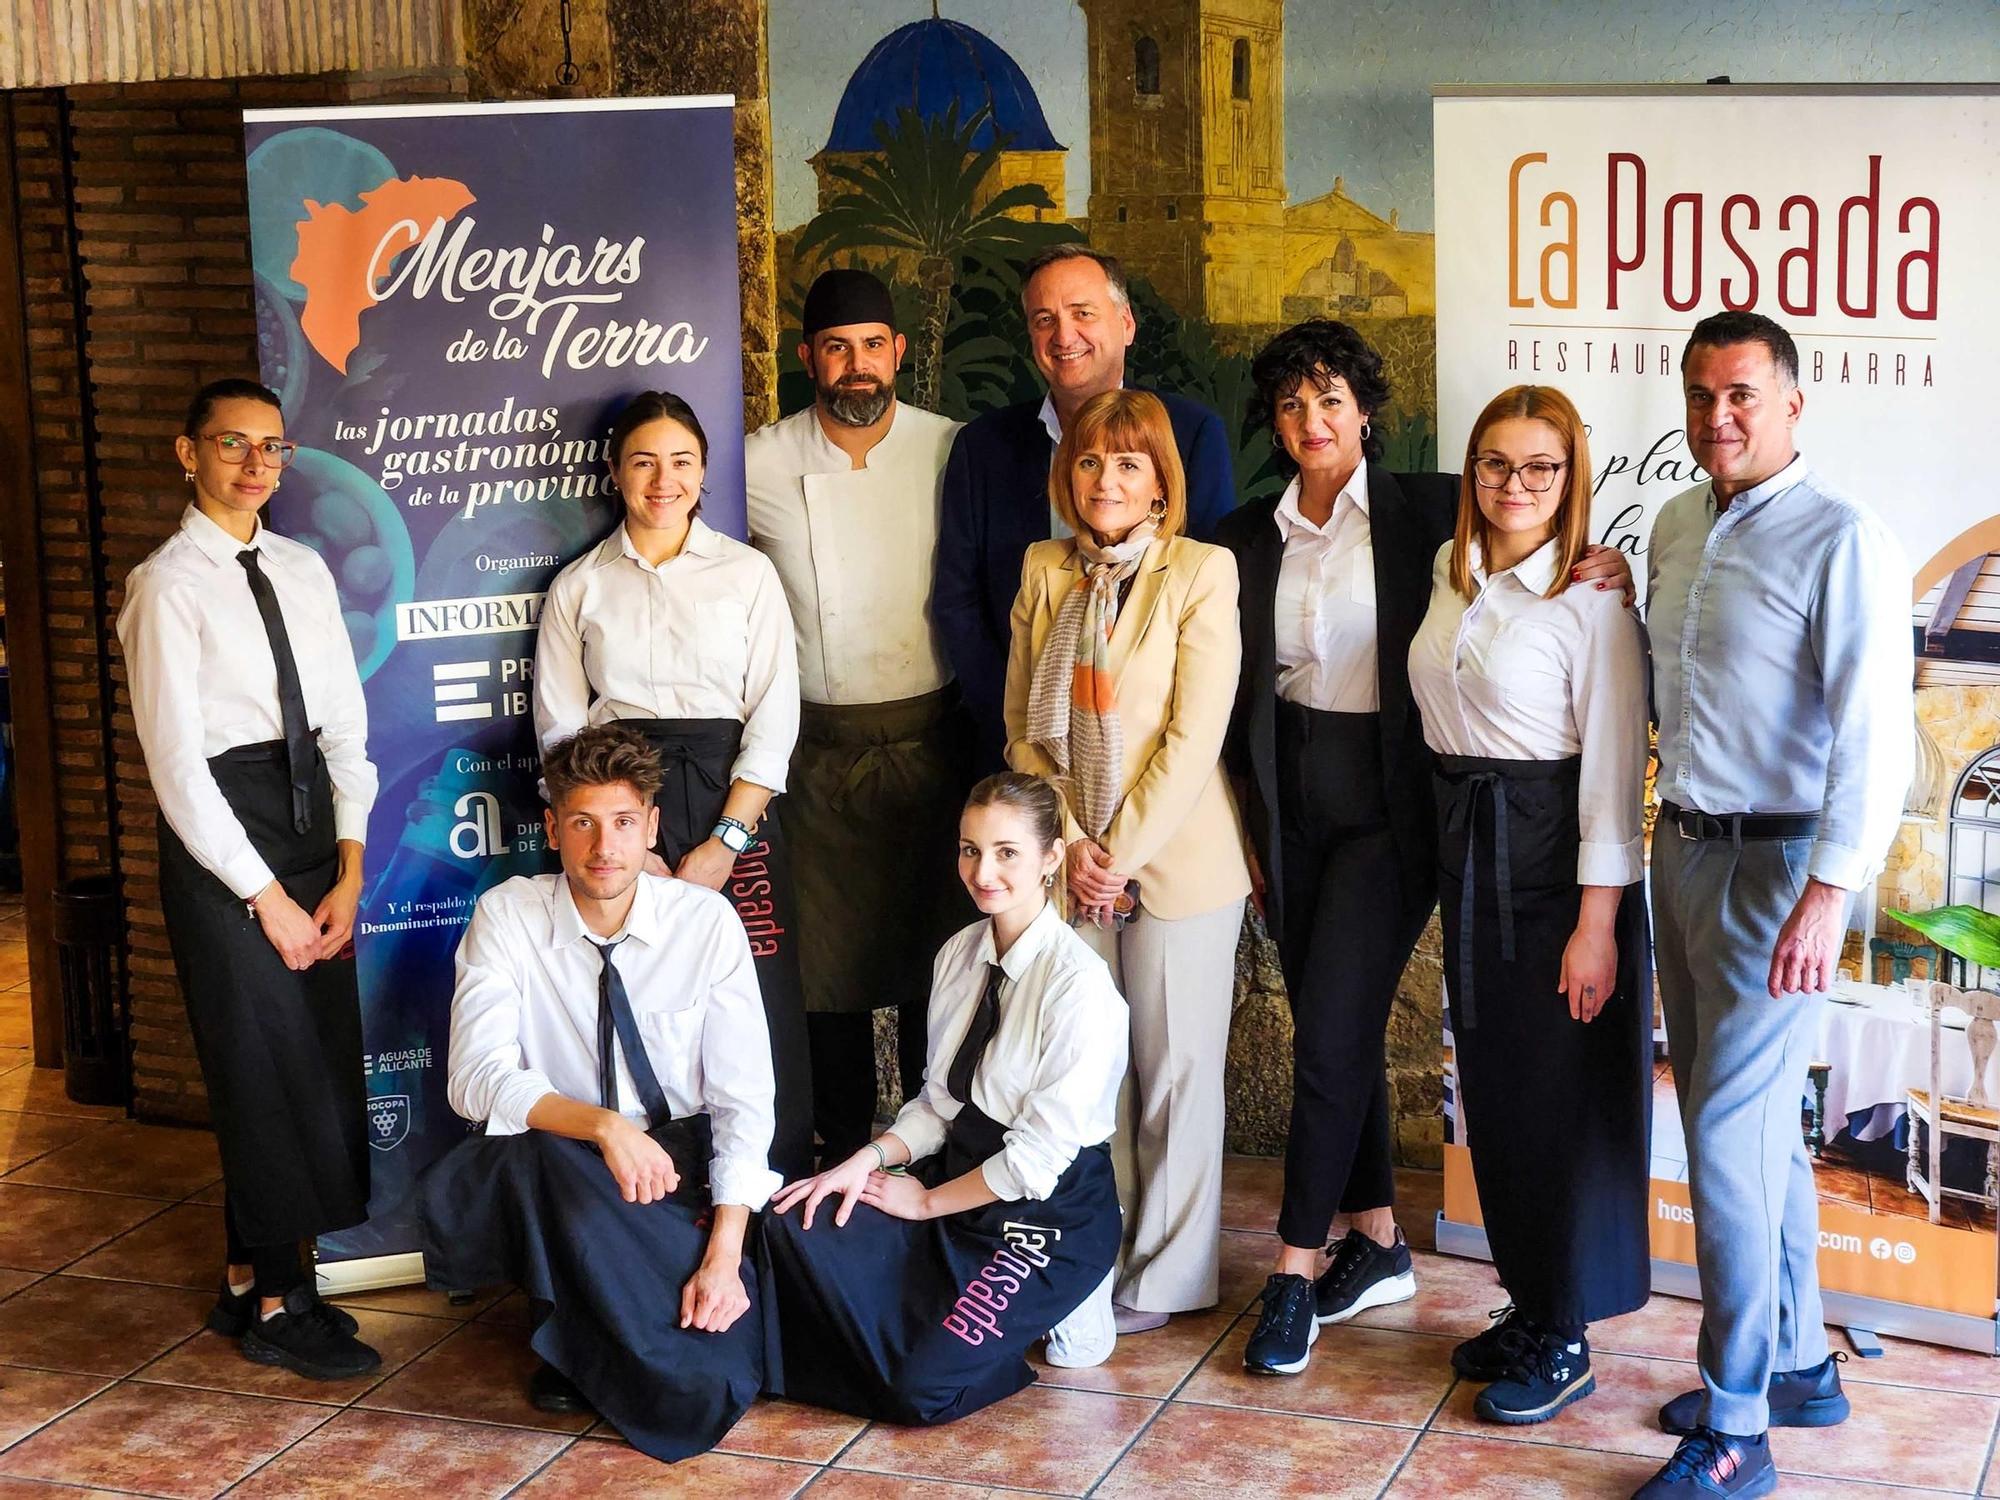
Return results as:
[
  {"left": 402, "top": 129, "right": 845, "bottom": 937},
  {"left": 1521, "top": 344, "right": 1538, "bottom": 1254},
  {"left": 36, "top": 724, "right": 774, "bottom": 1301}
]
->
[{"left": 433, "top": 660, "right": 493, "bottom": 722}]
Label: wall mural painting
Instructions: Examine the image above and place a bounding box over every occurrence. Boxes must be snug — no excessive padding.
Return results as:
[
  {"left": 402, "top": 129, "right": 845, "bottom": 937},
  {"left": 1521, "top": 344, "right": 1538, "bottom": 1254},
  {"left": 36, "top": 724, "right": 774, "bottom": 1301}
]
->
[{"left": 771, "top": 1, "right": 1440, "bottom": 506}]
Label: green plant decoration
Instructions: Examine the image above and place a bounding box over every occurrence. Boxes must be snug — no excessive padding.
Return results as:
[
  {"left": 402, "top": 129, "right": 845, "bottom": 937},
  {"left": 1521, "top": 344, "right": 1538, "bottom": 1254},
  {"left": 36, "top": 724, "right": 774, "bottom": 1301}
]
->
[{"left": 1888, "top": 905, "right": 2000, "bottom": 972}]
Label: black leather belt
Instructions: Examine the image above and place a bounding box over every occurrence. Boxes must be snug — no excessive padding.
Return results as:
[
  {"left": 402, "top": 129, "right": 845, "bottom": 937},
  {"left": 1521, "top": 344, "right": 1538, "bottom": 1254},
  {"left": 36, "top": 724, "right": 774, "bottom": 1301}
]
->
[{"left": 1660, "top": 800, "right": 1819, "bottom": 842}]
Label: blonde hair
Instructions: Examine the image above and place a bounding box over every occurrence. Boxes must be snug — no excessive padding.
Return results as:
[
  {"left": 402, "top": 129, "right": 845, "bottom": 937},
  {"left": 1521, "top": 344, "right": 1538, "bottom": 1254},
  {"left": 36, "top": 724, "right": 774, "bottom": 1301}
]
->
[
  {"left": 1451, "top": 384, "right": 1594, "bottom": 602},
  {"left": 1048, "top": 389, "right": 1187, "bottom": 542}
]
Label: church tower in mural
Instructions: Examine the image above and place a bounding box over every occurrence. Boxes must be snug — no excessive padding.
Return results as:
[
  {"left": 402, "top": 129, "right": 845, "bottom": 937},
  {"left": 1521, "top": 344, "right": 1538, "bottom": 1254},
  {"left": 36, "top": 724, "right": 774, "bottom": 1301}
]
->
[{"left": 1078, "top": 0, "right": 1286, "bottom": 327}]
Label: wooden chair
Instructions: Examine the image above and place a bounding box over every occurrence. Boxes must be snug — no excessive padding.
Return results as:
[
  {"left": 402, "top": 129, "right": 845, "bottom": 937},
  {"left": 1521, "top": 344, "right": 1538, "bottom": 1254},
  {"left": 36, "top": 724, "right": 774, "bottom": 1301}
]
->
[{"left": 1905, "top": 980, "right": 2000, "bottom": 1224}]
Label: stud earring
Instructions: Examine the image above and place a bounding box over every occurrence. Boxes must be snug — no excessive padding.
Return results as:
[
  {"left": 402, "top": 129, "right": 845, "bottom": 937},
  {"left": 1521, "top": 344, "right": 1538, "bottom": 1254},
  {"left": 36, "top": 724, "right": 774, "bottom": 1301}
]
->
[
  {"left": 183, "top": 470, "right": 195, "bottom": 482},
  {"left": 1042, "top": 871, "right": 1056, "bottom": 888}
]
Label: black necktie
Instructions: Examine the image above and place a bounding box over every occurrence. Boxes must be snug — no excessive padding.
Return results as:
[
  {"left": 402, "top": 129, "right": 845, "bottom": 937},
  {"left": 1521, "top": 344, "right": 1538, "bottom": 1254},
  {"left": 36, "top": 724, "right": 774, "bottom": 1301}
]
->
[
  {"left": 237, "top": 549, "right": 313, "bottom": 834},
  {"left": 593, "top": 938, "right": 672, "bottom": 1127},
  {"left": 946, "top": 964, "right": 1005, "bottom": 1105}
]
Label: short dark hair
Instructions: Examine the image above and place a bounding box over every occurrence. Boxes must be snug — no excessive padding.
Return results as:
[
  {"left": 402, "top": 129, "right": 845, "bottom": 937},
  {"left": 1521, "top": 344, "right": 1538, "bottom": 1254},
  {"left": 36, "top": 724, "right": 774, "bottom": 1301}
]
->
[
  {"left": 1681, "top": 311, "right": 1799, "bottom": 388},
  {"left": 184, "top": 378, "right": 281, "bottom": 438},
  {"left": 1249, "top": 320, "right": 1392, "bottom": 467},
  {"left": 542, "top": 724, "right": 664, "bottom": 810},
  {"left": 607, "top": 390, "right": 709, "bottom": 466},
  {"left": 1020, "top": 243, "right": 1130, "bottom": 309}
]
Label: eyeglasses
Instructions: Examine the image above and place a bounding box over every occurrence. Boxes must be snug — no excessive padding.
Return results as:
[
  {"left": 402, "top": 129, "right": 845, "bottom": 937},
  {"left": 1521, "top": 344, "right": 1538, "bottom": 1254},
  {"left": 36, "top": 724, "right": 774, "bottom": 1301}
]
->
[
  {"left": 1472, "top": 457, "right": 1566, "bottom": 492},
  {"left": 201, "top": 432, "right": 298, "bottom": 469}
]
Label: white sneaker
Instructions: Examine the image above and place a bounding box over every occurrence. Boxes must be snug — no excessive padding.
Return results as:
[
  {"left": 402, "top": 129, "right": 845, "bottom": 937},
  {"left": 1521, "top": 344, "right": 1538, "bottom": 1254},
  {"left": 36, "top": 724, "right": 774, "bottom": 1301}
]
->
[{"left": 1044, "top": 1269, "right": 1117, "bottom": 1369}]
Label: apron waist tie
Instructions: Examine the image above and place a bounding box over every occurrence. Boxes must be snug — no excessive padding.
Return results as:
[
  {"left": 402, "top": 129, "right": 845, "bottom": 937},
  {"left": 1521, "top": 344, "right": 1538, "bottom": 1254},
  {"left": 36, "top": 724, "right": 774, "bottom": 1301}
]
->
[{"left": 1441, "top": 771, "right": 1514, "bottom": 1031}]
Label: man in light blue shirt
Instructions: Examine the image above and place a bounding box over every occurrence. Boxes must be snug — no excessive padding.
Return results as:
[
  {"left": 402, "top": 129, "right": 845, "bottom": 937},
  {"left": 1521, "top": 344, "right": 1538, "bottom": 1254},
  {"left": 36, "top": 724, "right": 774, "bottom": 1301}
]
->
[{"left": 1636, "top": 312, "right": 1912, "bottom": 1500}]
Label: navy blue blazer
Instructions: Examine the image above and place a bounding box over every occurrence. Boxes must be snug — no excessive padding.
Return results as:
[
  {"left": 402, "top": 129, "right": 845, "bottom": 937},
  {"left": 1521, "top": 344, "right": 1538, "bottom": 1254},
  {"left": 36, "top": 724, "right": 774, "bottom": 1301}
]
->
[{"left": 933, "top": 387, "right": 1236, "bottom": 764}]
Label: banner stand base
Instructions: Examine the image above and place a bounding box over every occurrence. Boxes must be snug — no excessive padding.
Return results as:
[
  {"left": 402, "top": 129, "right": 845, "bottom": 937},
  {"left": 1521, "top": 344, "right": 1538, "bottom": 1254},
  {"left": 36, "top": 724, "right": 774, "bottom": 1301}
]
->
[
  {"left": 315, "top": 1251, "right": 427, "bottom": 1300},
  {"left": 1435, "top": 1214, "right": 1999, "bottom": 1357}
]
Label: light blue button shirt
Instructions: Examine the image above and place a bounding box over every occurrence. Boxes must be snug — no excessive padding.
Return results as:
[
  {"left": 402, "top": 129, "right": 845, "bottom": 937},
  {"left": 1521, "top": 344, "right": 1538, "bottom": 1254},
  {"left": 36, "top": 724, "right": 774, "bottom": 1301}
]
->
[{"left": 1648, "top": 455, "right": 1913, "bottom": 892}]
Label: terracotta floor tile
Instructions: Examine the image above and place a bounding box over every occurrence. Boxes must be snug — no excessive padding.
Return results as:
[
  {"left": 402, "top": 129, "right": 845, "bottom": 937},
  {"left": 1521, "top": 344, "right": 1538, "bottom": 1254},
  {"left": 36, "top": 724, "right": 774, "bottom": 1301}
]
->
[
  {"left": 224, "top": 1407, "right": 567, "bottom": 1498},
  {"left": 1346, "top": 1249, "right": 1507, "bottom": 1339},
  {"left": 1589, "top": 1290, "right": 1704, "bottom": 1361},
  {"left": 1776, "top": 1378, "right": 1996, "bottom": 1492},
  {"left": 1394, "top": 1167, "right": 1446, "bottom": 1253},
  {"left": 134, "top": 1307, "right": 455, "bottom": 1404},
  {"left": 1432, "top": 1349, "right": 1688, "bottom": 1460},
  {"left": 4, "top": 1121, "right": 220, "bottom": 1199},
  {"left": 473, "top": 1288, "right": 535, "bottom": 1326},
  {"left": 514, "top": 1440, "right": 814, "bottom": 1497},
  {"left": 0, "top": 1184, "right": 161, "bottom": 1272},
  {"left": 1180, "top": 1321, "right": 1456, "bottom": 1428},
  {"left": 1867, "top": 1176, "right": 1941, "bottom": 1220},
  {"left": 1775, "top": 1478, "right": 1990, "bottom": 1499},
  {"left": 803, "top": 1475, "right": 1024, "bottom": 1499},
  {"left": 1846, "top": 1334, "right": 2000, "bottom": 1399},
  {"left": 0, "top": 1366, "right": 110, "bottom": 1448},
  {"left": 0, "top": 949, "right": 31, "bottom": 990},
  {"left": 0, "top": 1479, "right": 135, "bottom": 1497},
  {"left": 1033, "top": 1307, "right": 1238, "bottom": 1398},
  {"left": 0, "top": 1380, "right": 329, "bottom": 1498},
  {"left": 64, "top": 1201, "right": 219, "bottom": 1289},
  {"left": 330, "top": 1283, "right": 504, "bottom": 1321},
  {"left": 1219, "top": 1154, "right": 1282, "bottom": 1233},
  {"left": 0, "top": 1273, "right": 210, "bottom": 1376},
  {"left": 0, "top": 1114, "right": 101, "bottom": 1175},
  {"left": 1987, "top": 1441, "right": 2000, "bottom": 1496},
  {"left": 0, "top": 1270, "right": 40, "bottom": 1303},
  {"left": 187, "top": 1180, "right": 227, "bottom": 1206},
  {"left": 0, "top": 1022, "right": 35, "bottom": 1052},
  {"left": 712, "top": 1397, "right": 866, "bottom": 1463},
  {"left": 0, "top": 1068, "right": 125, "bottom": 1123},
  {"left": 1386, "top": 1429, "right": 1660, "bottom": 1497},
  {"left": 1094, "top": 1402, "right": 1416, "bottom": 1499},
  {"left": 834, "top": 1385, "right": 1156, "bottom": 1493},
  {"left": 357, "top": 1319, "right": 590, "bottom": 1432},
  {"left": 1217, "top": 1229, "right": 1280, "bottom": 1313},
  {"left": 1811, "top": 1162, "right": 1876, "bottom": 1208}
]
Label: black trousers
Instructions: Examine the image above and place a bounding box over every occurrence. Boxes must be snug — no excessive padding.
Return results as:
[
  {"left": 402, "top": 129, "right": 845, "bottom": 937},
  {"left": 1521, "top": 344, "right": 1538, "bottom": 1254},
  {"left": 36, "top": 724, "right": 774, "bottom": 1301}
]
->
[
  {"left": 1275, "top": 703, "right": 1433, "bottom": 1250},
  {"left": 625, "top": 718, "right": 814, "bottom": 1182},
  {"left": 158, "top": 741, "right": 370, "bottom": 1259}
]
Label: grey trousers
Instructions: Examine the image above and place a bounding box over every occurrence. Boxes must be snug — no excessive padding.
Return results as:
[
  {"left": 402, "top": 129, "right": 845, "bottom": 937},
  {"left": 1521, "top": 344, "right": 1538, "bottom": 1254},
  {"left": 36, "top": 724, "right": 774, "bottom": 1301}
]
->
[
  {"left": 1082, "top": 898, "right": 1246, "bottom": 1315},
  {"left": 1653, "top": 831, "right": 1840, "bottom": 1436}
]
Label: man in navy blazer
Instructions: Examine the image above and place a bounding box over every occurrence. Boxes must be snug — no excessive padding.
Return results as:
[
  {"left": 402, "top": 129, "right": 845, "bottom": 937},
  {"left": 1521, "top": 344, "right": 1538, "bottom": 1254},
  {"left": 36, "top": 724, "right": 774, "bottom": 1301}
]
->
[{"left": 933, "top": 243, "right": 1236, "bottom": 763}]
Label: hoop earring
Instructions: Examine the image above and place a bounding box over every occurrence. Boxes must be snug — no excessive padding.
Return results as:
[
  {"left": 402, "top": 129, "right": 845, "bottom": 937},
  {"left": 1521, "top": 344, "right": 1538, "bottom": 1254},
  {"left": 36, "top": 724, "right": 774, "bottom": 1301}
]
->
[
  {"left": 1042, "top": 871, "right": 1056, "bottom": 888},
  {"left": 1359, "top": 421, "right": 1372, "bottom": 441},
  {"left": 1148, "top": 495, "right": 1167, "bottom": 521}
]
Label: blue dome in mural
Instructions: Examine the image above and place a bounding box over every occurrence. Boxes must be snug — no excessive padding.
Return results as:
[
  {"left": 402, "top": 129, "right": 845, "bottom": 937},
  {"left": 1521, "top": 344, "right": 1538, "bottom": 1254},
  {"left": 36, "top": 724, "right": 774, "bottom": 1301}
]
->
[{"left": 823, "top": 18, "right": 1062, "bottom": 153}]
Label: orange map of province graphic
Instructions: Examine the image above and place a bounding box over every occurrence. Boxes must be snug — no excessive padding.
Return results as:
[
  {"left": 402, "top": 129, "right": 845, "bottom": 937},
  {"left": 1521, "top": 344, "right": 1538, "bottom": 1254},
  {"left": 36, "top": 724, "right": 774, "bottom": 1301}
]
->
[{"left": 291, "top": 175, "right": 477, "bottom": 373}]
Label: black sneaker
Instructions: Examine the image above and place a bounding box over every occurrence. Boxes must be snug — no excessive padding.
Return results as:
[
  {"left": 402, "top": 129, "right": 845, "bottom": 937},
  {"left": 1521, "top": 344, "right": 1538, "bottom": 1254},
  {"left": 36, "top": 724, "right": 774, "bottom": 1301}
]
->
[
  {"left": 1243, "top": 1274, "right": 1320, "bottom": 1376},
  {"left": 1313, "top": 1228, "right": 1416, "bottom": 1326},
  {"left": 207, "top": 1278, "right": 359, "bottom": 1339},
  {"left": 528, "top": 1360, "right": 597, "bottom": 1414},
  {"left": 240, "top": 1284, "right": 382, "bottom": 1381},
  {"left": 1632, "top": 1428, "right": 1777, "bottom": 1498},
  {"left": 1473, "top": 1325, "right": 1595, "bottom": 1424},
  {"left": 1659, "top": 1352, "right": 1849, "bottom": 1435},
  {"left": 1451, "top": 1302, "right": 1524, "bottom": 1380}
]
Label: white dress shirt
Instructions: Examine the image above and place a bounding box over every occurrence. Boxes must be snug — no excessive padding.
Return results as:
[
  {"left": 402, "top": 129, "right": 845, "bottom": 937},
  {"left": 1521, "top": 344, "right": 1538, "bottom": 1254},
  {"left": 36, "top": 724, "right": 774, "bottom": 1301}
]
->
[
  {"left": 1409, "top": 538, "right": 1650, "bottom": 887},
  {"left": 533, "top": 518, "right": 801, "bottom": 792},
  {"left": 889, "top": 902, "right": 1127, "bottom": 1203},
  {"left": 1272, "top": 465, "right": 1381, "bottom": 712},
  {"left": 744, "top": 402, "right": 959, "bottom": 705},
  {"left": 444, "top": 871, "right": 781, "bottom": 1210},
  {"left": 1037, "top": 392, "right": 1073, "bottom": 540},
  {"left": 116, "top": 505, "right": 377, "bottom": 900}
]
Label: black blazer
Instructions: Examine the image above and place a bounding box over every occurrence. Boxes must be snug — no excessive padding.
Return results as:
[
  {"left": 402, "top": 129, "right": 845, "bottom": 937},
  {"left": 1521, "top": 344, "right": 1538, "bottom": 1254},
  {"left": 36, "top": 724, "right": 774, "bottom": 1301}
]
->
[
  {"left": 932, "top": 388, "right": 1237, "bottom": 766},
  {"left": 1215, "top": 465, "right": 1458, "bottom": 936}
]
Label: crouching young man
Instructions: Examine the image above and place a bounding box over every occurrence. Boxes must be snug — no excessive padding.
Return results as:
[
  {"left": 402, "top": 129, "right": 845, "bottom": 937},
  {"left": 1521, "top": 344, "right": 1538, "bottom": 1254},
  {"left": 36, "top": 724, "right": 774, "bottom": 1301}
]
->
[{"left": 415, "top": 724, "right": 781, "bottom": 1461}]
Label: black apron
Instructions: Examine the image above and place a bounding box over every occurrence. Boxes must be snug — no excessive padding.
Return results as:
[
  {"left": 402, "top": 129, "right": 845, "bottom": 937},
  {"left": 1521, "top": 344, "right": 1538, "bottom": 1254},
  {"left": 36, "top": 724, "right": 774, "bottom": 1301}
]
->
[
  {"left": 761, "top": 1104, "right": 1121, "bottom": 1426},
  {"left": 415, "top": 1051, "right": 769, "bottom": 1461},
  {"left": 621, "top": 716, "right": 813, "bottom": 1182},
  {"left": 157, "top": 738, "right": 369, "bottom": 1250},
  {"left": 1434, "top": 753, "right": 1652, "bottom": 1326}
]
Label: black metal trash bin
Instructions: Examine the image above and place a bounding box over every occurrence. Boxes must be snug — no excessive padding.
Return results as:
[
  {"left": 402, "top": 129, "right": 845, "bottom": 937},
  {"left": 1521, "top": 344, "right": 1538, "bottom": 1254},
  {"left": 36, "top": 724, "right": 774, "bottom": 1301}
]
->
[{"left": 54, "top": 875, "right": 127, "bottom": 1106}]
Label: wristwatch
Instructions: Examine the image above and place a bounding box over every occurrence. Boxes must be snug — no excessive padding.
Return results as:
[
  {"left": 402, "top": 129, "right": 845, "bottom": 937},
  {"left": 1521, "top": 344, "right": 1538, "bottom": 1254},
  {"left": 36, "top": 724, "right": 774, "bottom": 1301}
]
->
[{"left": 712, "top": 816, "right": 753, "bottom": 854}]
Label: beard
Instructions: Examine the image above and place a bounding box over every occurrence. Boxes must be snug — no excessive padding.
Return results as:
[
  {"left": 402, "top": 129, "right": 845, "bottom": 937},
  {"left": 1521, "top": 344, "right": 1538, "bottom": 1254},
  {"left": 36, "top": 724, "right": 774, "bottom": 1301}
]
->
[{"left": 817, "top": 375, "right": 894, "bottom": 428}]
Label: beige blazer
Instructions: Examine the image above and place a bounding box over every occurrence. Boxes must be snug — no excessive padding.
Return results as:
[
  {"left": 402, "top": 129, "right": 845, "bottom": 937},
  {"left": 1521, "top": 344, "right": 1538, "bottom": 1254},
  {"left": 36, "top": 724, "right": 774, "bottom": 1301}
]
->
[{"left": 1004, "top": 533, "right": 1251, "bottom": 922}]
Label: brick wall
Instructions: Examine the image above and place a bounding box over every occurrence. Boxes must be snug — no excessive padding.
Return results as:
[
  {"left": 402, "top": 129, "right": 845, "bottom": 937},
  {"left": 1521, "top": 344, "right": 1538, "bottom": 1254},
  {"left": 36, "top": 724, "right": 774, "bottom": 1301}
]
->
[{"left": 15, "top": 69, "right": 466, "bottom": 1122}]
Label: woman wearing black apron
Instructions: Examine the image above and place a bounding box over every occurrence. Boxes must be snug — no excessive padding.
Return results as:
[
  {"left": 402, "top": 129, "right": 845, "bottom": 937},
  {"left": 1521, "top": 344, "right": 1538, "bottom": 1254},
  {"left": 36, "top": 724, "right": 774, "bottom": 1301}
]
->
[
  {"left": 535, "top": 390, "right": 812, "bottom": 1179},
  {"left": 1407, "top": 384, "right": 1652, "bottom": 1424},
  {"left": 762, "top": 772, "right": 1127, "bottom": 1423},
  {"left": 117, "top": 377, "right": 379, "bottom": 1380}
]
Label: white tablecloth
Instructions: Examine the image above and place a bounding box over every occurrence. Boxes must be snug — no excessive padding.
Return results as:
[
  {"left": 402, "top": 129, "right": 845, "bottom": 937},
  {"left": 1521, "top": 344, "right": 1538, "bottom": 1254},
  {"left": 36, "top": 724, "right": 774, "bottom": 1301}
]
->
[{"left": 1812, "top": 980, "right": 1977, "bottom": 1143}]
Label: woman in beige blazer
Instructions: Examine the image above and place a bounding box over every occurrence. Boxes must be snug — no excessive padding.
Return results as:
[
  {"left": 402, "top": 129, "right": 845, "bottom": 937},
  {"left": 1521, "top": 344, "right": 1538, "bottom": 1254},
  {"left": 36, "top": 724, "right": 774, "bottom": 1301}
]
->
[{"left": 1005, "top": 389, "right": 1250, "bottom": 1332}]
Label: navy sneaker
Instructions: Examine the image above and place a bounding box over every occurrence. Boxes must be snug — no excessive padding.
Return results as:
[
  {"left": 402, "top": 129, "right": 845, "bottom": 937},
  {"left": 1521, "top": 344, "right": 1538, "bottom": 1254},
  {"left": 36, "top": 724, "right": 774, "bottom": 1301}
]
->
[
  {"left": 1451, "top": 1302, "right": 1525, "bottom": 1380},
  {"left": 1244, "top": 1273, "right": 1319, "bottom": 1376},
  {"left": 207, "top": 1277, "right": 358, "bottom": 1339},
  {"left": 240, "top": 1284, "right": 382, "bottom": 1381},
  {"left": 1659, "top": 1353, "right": 1849, "bottom": 1435},
  {"left": 1473, "top": 1325, "right": 1595, "bottom": 1424},
  {"left": 1632, "top": 1429, "right": 1777, "bottom": 1498},
  {"left": 1313, "top": 1228, "right": 1416, "bottom": 1326}
]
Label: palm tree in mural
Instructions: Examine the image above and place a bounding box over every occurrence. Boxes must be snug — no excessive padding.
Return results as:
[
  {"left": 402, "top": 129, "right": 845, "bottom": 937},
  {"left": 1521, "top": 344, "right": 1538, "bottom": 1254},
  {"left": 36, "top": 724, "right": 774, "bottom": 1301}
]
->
[{"left": 794, "top": 102, "right": 1071, "bottom": 411}]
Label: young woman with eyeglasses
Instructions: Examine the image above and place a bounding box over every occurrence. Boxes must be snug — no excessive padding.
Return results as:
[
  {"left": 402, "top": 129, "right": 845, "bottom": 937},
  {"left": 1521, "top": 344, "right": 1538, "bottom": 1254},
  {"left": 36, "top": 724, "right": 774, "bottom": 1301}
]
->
[
  {"left": 116, "top": 378, "right": 381, "bottom": 1382},
  {"left": 1405, "top": 383, "right": 1653, "bottom": 1424}
]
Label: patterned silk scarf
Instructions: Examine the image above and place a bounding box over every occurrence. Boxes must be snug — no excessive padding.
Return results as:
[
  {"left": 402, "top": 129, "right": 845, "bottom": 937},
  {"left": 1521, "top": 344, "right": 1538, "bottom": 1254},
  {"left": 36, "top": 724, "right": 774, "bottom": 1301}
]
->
[{"left": 1026, "top": 522, "right": 1158, "bottom": 837}]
